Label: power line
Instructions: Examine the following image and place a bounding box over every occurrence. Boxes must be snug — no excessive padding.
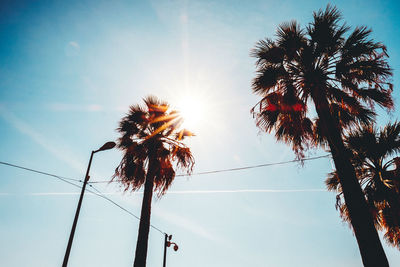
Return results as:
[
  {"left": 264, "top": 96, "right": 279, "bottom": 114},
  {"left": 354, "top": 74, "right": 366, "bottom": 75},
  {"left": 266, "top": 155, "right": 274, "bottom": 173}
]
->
[
  {"left": 0, "top": 154, "right": 331, "bottom": 233},
  {"left": 87, "top": 183, "right": 165, "bottom": 235},
  {"left": 0, "top": 155, "right": 331, "bottom": 234},
  {"left": 89, "top": 154, "right": 331, "bottom": 183},
  {"left": 69, "top": 182, "right": 166, "bottom": 235},
  {"left": 0, "top": 161, "right": 82, "bottom": 183},
  {"left": 0, "top": 161, "right": 165, "bottom": 235},
  {"left": 0, "top": 155, "right": 330, "bottom": 184},
  {"left": 176, "top": 154, "right": 330, "bottom": 177}
]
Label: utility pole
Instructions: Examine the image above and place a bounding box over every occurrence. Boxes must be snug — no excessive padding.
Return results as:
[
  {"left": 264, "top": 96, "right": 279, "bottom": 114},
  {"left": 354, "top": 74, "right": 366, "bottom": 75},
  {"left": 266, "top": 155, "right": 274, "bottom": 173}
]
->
[
  {"left": 62, "top": 142, "right": 116, "bottom": 267},
  {"left": 62, "top": 151, "right": 94, "bottom": 267},
  {"left": 162, "top": 233, "right": 179, "bottom": 267},
  {"left": 163, "top": 234, "right": 168, "bottom": 267}
]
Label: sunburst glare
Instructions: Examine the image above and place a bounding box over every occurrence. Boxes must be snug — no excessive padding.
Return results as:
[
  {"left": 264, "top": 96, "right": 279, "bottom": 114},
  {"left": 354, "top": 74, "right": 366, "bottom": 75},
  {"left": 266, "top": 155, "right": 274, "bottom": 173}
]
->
[{"left": 175, "top": 94, "right": 204, "bottom": 131}]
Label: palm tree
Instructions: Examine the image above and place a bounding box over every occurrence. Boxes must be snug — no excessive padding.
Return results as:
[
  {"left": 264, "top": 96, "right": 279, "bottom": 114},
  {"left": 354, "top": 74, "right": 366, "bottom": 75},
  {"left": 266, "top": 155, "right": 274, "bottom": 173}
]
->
[
  {"left": 326, "top": 122, "right": 400, "bottom": 248},
  {"left": 251, "top": 5, "right": 393, "bottom": 266},
  {"left": 113, "top": 96, "right": 194, "bottom": 267}
]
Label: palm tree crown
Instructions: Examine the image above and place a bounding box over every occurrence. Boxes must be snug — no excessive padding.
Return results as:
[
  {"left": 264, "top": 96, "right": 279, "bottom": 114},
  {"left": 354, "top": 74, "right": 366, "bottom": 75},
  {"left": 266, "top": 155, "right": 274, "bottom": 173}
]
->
[
  {"left": 114, "top": 95, "right": 194, "bottom": 195},
  {"left": 251, "top": 5, "right": 392, "bottom": 157},
  {"left": 327, "top": 122, "right": 400, "bottom": 248}
]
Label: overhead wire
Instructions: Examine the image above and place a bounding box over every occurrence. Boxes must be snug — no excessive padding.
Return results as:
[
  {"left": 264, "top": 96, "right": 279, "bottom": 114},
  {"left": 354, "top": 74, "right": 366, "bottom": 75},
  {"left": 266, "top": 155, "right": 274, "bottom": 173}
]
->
[
  {"left": 87, "top": 183, "right": 165, "bottom": 235},
  {"left": 176, "top": 154, "right": 330, "bottom": 177},
  {"left": 89, "top": 154, "right": 331, "bottom": 183},
  {"left": 0, "top": 161, "right": 82, "bottom": 183},
  {"left": 0, "top": 154, "right": 332, "bottom": 234},
  {"left": 0, "top": 161, "right": 165, "bottom": 235},
  {"left": 1, "top": 155, "right": 331, "bottom": 184}
]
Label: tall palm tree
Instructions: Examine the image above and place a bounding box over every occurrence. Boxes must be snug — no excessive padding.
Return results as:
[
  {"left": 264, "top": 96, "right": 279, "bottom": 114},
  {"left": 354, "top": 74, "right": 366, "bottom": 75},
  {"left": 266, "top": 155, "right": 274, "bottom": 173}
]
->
[
  {"left": 113, "top": 96, "right": 194, "bottom": 267},
  {"left": 326, "top": 122, "right": 400, "bottom": 248},
  {"left": 251, "top": 5, "right": 393, "bottom": 266}
]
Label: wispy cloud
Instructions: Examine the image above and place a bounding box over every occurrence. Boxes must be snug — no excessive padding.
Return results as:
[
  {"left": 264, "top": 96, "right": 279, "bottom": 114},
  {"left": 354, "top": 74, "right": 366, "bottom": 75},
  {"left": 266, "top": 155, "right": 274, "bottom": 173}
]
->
[
  {"left": 152, "top": 205, "right": 221, "bottom": 242},
  {"left": 68, "top": 41, "right": 80, "bottom": 50},
  {"left": 47, "top": 103, "right": 103, "bottom": 112},
  {"left": 65, "top": 41, "right": 80, "bottom": 56},
  {"left": 0, "top": 106, "right": 85, "bottom": 172}
]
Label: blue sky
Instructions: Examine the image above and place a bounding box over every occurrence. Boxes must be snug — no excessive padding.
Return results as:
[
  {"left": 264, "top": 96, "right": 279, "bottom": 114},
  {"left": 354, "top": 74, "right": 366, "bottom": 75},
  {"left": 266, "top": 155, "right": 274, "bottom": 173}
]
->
[{"left": 0, "top": 0, "right": 400, "bottom": 266}]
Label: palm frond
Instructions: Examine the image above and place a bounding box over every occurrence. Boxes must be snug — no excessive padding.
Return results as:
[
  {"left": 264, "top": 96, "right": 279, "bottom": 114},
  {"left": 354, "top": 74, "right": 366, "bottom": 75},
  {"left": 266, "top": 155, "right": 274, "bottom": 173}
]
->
[
  {"left": 153, "top": 159, "right": 175, "bottom": 196},
  {"left": 252, "top": 66, "right": 286, "bottom": 95},
  {"left": 326, "top": 122, "right": 400, "bottom": 248},
  {"left": 173, "top": 146, "right": 195, "bottom": 171},
  {"left": 378, "top": 121, "right": 400, "bottom": 157},
  {"left": 114, "top": 95, "right": 195, "bottom": 196},
  {"left": 276, "top": 20, "right": 305, "bottom": 59},
  {"left": 339, "top": 26, "right": 382, "bottom": 62},
  {"left": 113, "top": 152, "right": 146, "bottom": 191},
  {"left": 251, "top": 39, "right": 285, "bottom": 65},
  {"left": 308, "top": 5, "right": 348, "bottom": 56}
]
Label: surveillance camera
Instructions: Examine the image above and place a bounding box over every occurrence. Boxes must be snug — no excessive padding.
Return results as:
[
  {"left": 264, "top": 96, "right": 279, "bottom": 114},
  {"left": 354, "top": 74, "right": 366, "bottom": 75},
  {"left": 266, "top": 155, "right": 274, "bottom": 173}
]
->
[{"left": 173, "top": 244, "right": 179, "bottom": 251}]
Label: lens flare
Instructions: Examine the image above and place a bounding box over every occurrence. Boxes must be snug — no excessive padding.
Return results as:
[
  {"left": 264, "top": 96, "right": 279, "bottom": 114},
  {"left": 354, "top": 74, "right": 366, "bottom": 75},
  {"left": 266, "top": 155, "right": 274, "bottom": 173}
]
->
[{"left": 175, "top": 95, "right": 203, "bottom": 130}]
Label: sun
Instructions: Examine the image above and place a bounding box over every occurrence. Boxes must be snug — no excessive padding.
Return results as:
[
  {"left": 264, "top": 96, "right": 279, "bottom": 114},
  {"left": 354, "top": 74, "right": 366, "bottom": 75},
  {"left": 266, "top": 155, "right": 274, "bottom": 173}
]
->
[
  {"left": 174, "top": 94, "right": 204, "bottom": 131},
  {"left": 166, "top": 85, "right": 220, "bottom": 135}
]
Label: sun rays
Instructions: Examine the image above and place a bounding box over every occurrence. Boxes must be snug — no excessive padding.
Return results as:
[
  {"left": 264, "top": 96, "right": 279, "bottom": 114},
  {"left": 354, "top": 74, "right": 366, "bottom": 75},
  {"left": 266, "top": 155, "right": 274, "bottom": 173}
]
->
[{"left": 175, "top": 94, "right": 204, "bottom": 130}]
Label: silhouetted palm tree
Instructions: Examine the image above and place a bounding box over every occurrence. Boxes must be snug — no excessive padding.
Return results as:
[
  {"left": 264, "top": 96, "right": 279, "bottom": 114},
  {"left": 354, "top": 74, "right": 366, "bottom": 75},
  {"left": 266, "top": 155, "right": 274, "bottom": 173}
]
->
[
  {"left": 113, "top": 96, "right": 194, "bottom": 267},
  {"left": 326, "top": 122, "right": 400, "bottom": 248},
  {"left": 251, "top": 5, "right": 393, "bottom": 266}
]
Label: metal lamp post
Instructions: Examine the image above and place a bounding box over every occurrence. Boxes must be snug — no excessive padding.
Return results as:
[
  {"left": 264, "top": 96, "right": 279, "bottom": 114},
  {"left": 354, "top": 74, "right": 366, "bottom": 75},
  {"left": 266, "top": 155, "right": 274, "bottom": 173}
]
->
[
  {"left": 163, "top": 234, "right": 179, "bottom": 267},
  {"left": 62, "top": 141, "right": 116, "bottom": 267}
]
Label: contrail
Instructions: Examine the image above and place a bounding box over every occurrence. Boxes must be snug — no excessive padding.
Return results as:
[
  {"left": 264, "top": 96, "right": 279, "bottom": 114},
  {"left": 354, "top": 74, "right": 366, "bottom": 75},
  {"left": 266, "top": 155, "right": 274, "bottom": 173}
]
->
[
  {"left": 165, "top": 189, "right": 326, "bottom": 194},
  {"left": 0, "top": 188, "right": 326, "bottom": 196}
]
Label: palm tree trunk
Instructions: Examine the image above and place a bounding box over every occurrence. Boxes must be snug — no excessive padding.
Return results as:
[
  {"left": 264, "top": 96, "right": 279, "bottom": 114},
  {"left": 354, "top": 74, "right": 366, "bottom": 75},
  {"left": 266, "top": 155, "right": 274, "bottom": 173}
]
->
[
  {"left": 314, "top": 97, "right": 388, "bottom": 267},
  {"left": 133, "top": 163, "right": 155, "bottom": 267}
]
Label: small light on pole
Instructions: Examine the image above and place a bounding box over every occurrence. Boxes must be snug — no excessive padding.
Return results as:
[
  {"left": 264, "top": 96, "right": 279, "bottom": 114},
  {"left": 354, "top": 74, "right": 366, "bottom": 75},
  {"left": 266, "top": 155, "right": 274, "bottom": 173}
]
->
[
  {"left": 163, "top": 234, "right": 179, "bottom": 267},
  {"left": 62, "top": 141, "right": 116, "bottom": 267},
  {"left": 96, "top": 141, "right": 116, "bottom": 152}
]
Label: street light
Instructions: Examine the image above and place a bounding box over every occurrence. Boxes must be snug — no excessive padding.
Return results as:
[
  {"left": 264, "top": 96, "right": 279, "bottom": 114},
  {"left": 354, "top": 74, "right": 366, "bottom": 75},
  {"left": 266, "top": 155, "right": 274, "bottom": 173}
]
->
[
  {"left": 62, "top": 141, "right": 116, "bottom": 267},
  {"left": 163, "top": 234, "right": 179, "bottom": 267}
]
